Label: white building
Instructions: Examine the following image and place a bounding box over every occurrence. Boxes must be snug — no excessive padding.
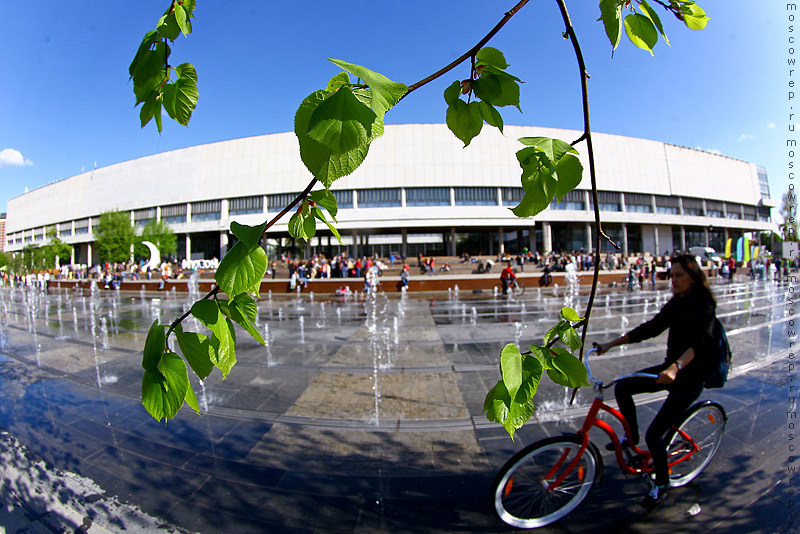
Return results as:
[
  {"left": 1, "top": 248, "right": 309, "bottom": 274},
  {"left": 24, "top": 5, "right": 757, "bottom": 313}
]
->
[{"left": 5, "top": 124, "right": 775, "bottom": 263}]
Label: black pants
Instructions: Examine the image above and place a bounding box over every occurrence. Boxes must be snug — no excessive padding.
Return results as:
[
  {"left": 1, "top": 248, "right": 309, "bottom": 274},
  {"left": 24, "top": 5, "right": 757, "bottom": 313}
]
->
[{"left": 614, "top": 363, "right": 704, "bottom": 486}]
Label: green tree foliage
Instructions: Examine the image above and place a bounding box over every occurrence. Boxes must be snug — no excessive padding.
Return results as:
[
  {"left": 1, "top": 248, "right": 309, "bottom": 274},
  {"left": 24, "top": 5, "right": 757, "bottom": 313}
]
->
[
  {"left": 136, "top": 220, "right": 177, "bottom": 259},
  {"left": 133, "top": 0, "right": 708, "bottom": 430},
  {"left": 44, "top": 228, "right": 73, "bottom": 268},
  {"left": 96, "top": 211, "right": 137, "bottom": 264}
]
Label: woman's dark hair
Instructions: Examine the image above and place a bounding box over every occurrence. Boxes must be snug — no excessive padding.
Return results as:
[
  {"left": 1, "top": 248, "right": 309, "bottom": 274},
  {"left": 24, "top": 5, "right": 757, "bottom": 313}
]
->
[{"left": 670, "top": 253, "right": 716, "bottom": 308}]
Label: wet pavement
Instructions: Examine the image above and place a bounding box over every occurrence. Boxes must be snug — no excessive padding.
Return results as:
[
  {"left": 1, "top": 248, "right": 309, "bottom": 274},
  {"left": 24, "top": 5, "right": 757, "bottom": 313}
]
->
[{"left": 0, "top": 280, "right": 797, "bottom": 533}]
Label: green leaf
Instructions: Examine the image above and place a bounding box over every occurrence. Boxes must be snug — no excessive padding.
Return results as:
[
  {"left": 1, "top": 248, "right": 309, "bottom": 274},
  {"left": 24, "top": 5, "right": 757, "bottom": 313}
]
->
[
  {"left": 228, "top": 294, "right": 265, "bottom": 345},
  {"left": 554, "top": 154, "right": 584, "bottom": 202},
  {"left": 132, "top": 48, "right": 167, "bottom": 105},
  {"left": 519, "top": 354, "right": 544, "bottom": 399},
  {"left": 184, "top": 381, "right": 200, "bottom": 414},
  {"left": 313, "top": 207, "right": 342, "bottom": 244},
  {"left": 165, "top": 63, "right": 198, "bottom": 126},
  {"left": 157, "top": 351, "right": 190, "bottom": 410},
  {"left": 129, "top": 31, "right": 160, "bottom": 78},
  {"left": 511, "top": 147, "right": 556, "bottom": 217},
  {"left": 326, "top": 72, "right": 351, "bottom": 92},
  {"left": 139, "top": 97, "right": 163, "bottom": 132},
  {"left": 500, "top": 344, "right": 523, "bottom": 401},
  {"left": 175, "top": 325, "right": 214, "bottom": 379},
  {"left": 157, "top": 13, "right": 181, "bottom": 41},
  {"left": 624, "top": 13, "right": 659, "bottom": 55},
  {"left": 446, "top": 100, "right": 483, "bottom": 147},
  {"left": 328, "top": 58, "right": 408, "bottom": 119},
  {"left": 175, "top": 3, "right": 191, "bottom": 36},
  {"left": 680, "top": 2, "right": 710, "bottom": 30},
  {"left": 474, "top": 73, "right": 520, "bottom": 110},
  {"left": 598, "top": 0, "right": 624, "bottom": 52},
  {"left": 560, "top": 326, "right": 583, "bottom": 353},
  {"left": 519, "top": 137, "right": 577, "bottom": 164},
  {"left": 638, "top": 0, "right": 669, "bottom": 45},
  {"left": 214, "top": 241, "right": 267, "bottom": 296},
  {"left": 478, "top": 101, "right": 503, "bottom": 133},
  {"left": 295, "top": 90, "right": 370, "bottom": 188},
  {"left": 547, "top": 348, "right": 590, "bottom": 388},
  {"left": 289, "top": 211, "right": 316, "bottom": 241},
  {"left": 443, "top": 80, "right": 462, "bottom": 107},
  {"left": 142, "top": 369, "right": 168, "bottom": 421},
  {"left": 191, "top": 300, "right": 236, "bottom": 378},
  {"left": 307, "top": 86, "right": 376, "bottom": 155},
  {"left": 230, "top": 221, "right": 266, "bottom": 248},
  {"left": 560, "top": 306, "right": 584, "bottom": 322},
  {"left": 483, "top": 381, "right": 511, "bottom": 424},
  {"left": 543, "top": 320, "right": 569, "bottom": 347},
  {"left": 142, "top": 320, "right": 165, "bottom": 371},
  {"left": 505, "top": 396, "right": 535, "bottom": 439},
  {"left": 476, "top": 47, "right": 509, "bottom": 70},
  {"left": 309, "top": 189, "right": 338, "bottom": 219}
]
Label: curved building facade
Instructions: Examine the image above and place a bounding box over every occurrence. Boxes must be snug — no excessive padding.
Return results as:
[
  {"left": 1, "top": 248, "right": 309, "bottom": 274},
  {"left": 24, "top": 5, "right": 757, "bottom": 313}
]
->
[{"left": 5, "top": 124, "right": 775, "bottom": 264}]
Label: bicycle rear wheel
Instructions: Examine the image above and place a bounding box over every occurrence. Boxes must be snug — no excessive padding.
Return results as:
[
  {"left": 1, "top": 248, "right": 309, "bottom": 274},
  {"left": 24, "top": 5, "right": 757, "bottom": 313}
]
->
[
  {"left": 667, "top": 401, "right": 726, "bottom": 487},
  {"left": 492, "top": 435, "right": 601, "bottom": 529}
]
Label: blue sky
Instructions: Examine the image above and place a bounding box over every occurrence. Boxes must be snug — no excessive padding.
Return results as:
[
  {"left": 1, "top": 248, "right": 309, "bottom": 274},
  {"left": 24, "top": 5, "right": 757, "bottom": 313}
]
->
[{"left": 0, "top": 1, "right": 786, "bottom": 223}]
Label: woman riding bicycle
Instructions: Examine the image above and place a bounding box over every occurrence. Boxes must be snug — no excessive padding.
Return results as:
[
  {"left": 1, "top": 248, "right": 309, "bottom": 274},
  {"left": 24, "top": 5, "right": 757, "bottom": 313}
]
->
[{"left": 594, "top": 253, "right": 717, "bottom": 508}]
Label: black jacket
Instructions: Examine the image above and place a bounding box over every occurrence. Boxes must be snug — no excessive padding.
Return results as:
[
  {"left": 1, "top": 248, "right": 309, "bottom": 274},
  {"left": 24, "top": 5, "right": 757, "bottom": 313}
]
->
[{"left": 626, "top": 289, "right": 716, "bottom": 381}]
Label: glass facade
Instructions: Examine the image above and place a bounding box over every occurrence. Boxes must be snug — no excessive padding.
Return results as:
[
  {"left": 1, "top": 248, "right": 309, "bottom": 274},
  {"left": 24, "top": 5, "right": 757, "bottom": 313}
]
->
[
  {"left": 454, "top": 187, "right": 496, "bottom": 206},
  {"left": 406, "top": 187, "right": 450, "bottom": 207},
  {"left": 358, "top": 188, "right": 401, "bottom": 208},
  {"left": 229, "top": 196, "right": 263, "bottom": 215},
  {"left": 161, "top": 204, "right": 187, "bottom": 224}
]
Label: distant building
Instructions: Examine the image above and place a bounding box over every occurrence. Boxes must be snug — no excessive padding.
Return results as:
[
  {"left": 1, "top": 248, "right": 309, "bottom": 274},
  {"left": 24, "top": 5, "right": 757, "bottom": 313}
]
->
[
  {"left": 0, "top": 213, "right": 5, "bottom": 252},
  {"left": 4, "top": 124, "right": 776, "bottom": 264}
]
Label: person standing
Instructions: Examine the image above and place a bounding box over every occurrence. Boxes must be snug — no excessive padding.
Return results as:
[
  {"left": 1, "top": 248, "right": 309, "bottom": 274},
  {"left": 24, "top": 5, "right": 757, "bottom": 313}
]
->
[{"left": 594, "top": 254, "right": 717, "bottom": 508}]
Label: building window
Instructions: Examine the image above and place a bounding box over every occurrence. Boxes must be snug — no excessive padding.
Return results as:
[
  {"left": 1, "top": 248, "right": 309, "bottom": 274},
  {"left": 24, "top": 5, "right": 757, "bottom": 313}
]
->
[
  {"left": 358, "top": 188, "right": 401, "bottom": 207},
  {"left": 192, "top": 200, "right": 221, "bottom": 222},
  {"left": 268, "top": 193, "right": 298, "bottom": 212},
  {"left": 134, "top": 207, "right": 156, "bottom": 226},
  {"left": 74, "top": 219, "right": 89, "bottom": 234},
  {"left": 161, "top": 204, "right": 187, "bottom": 224},
  {"left": 59, "top": 222, "right": 72, "bottom": 236},
  {"left": 682, "top": 197, "right": 704, "bottom": 217},
  {"left": 743, "top": 205, "right": 757, "bottom": 221},
  {"left": 625, "top": 193, "right": 652, "bottom": 213},
  {"left": 406, "top": 187, "right": 450, "bottom": 207},
  {"left": 550, "top": 190, "right": 586, "bottom": 210},
  {"left": 332, "top": 190, "right": 353, "bottom": 209},
  {"left": 725, "top": 203, "right": 742, "bottom": 220},
  {"left": 229, "top": 196, "right": 263, "bottom": 215},
  {"left": 757, "top": 166, "right": 771, "bottom": 200},
  {"left": 455, "top": 187, "right": 496, "bottom": 206},
  {"left": 589, "top": 191, "right": 621, "bottom": 212},
  {"left": 706, "top": 200, "right": 723, "bottom": 218},
  {"left": 502, "top": 187, "right": 525, "bottom": 206},
  {"left": 758, "top": 206, "right": 772, "bottom": 222},
  {"left": 655, "top": 195, "right": 679, "bottom": 214}
]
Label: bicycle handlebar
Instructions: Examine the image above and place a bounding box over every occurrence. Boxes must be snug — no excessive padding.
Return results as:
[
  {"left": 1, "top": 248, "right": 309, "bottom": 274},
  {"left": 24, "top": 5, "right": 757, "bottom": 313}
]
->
[{"left": 585, "top": 346, "right": 659, "bottom": 389}]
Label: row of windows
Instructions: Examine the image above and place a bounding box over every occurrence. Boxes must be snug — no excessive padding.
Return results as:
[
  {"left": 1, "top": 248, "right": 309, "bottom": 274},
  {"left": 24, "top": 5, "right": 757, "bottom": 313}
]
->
[{"left": 6, "top": 189, "right": 771, "bottom": 243}]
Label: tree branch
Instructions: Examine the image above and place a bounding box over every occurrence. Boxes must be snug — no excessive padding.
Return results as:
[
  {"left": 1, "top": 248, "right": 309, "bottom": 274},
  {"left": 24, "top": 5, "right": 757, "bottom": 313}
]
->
[
  {"left": 553, "top": 0, "right": 601, "bottom": 367},
  {"left": 401, "top": 0, "right": 531, "bottom": 100}
]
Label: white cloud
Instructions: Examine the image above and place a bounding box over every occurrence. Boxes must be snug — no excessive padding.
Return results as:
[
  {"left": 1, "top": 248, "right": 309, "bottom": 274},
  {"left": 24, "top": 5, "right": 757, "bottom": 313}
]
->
[
  {"left": 767, "top": 122, "right": 776, "bottom": 129},
  {"left": 0, "top": 148, "right": 34, "bottom": 168},
  {"left": 738, "top": 133, "right": 755, "bottom": 142}
]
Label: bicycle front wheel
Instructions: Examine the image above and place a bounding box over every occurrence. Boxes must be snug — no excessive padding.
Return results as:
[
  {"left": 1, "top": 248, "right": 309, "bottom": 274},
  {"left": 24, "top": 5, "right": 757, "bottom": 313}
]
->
[
  {"left": 492, "top": 435, "right": 601, "bottom": 529},
  {"left": 667, "top": 401, "right": 726, "bottom": 487}
]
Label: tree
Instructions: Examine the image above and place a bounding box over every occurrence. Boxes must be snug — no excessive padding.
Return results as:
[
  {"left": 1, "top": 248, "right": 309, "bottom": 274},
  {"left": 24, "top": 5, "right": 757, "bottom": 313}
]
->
[
  {"left": 43, "top": 228, "right": 73, "bottom": 268},
  {"left": 95, "top": 211, "right": 137, "bottom": 264},
  {"left": 779, "top": 191, "right": 798, "bottom": 242},
  {"left": 136, "top": 220, "right": 177, "bottom": 259},
  {"left": 134, "top": 0, "right": 710, "bottom": 429}
]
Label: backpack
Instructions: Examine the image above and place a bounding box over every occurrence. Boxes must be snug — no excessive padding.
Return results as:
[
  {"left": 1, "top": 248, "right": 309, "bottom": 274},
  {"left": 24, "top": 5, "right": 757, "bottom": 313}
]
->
[{"left": 705, "top": 318, "right": 732, "bottom": 389}]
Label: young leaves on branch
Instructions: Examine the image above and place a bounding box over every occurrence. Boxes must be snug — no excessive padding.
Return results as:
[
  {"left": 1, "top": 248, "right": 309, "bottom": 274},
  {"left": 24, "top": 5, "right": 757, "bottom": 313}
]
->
[
  {"left": 295, "top": 60, "right": 407, "bottom": 188},
  {"left": 484, "top": 307, "right": 590, "bottom": 439},
  {"left": 130, "top": 0, "right": 199, "bottom": 131},
  {"left": 599, "top": 0, "right": 709, "bottom": 56},
  {"left": 512, "top": 137, "right": 583, "bottom": 218},
  {"left": 444, "top": 47, "right": 521, "bottom": 147}
]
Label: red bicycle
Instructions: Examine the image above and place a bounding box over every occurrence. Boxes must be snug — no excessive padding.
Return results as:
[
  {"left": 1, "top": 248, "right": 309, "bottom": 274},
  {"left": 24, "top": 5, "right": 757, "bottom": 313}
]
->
[{"left": 492, "top": 347, "right": 727, "bottom": 529}]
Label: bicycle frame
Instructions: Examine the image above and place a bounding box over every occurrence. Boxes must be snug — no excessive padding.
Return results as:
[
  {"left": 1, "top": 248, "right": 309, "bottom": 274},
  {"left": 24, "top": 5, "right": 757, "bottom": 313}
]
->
[{"left": 543, "top": 349, "right": 702, "bottom": 492}]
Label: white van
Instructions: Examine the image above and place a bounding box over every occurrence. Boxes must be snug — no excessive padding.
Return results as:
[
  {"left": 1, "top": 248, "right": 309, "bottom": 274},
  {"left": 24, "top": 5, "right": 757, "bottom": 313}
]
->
[{"left": 689, "top": 246, "right": 723, "bottom": 266}]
